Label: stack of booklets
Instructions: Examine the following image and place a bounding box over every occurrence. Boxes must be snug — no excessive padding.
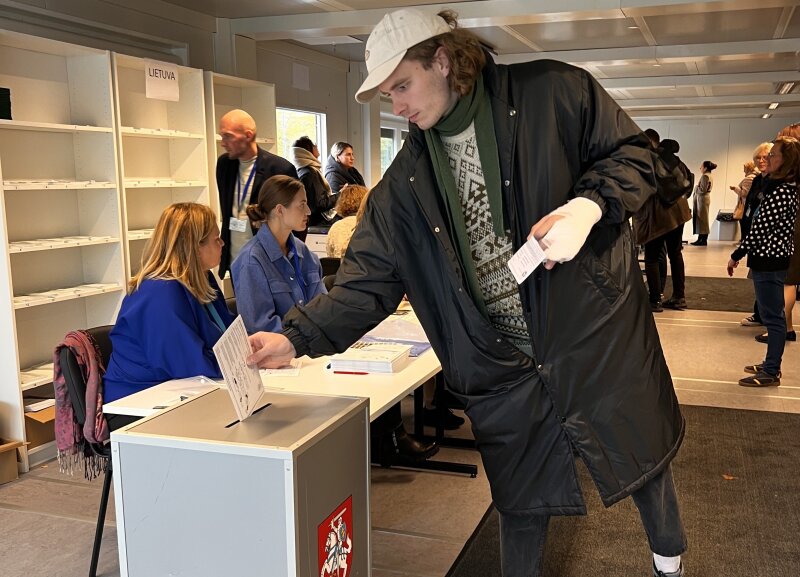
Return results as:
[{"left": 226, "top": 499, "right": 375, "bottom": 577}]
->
[{"left": 330, "top": 341, "right": 413, "bottom": 374}]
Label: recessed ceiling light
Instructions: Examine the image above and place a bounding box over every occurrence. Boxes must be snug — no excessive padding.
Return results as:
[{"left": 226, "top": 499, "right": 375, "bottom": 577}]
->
[
  {"left": 768, "top": 102, "right": 779, "bottom": 110},
  {"left": 777, "top": 82, "right": 795, "bottom": 95},
  {"left": 627, "top": 26, "right": 639, "bottom": 29},
  {"left": 762, "top": 113, "right": 772, "bottom": 119},
  {"left": 653, "top": 63, "right": 661, "bottom": 67}
]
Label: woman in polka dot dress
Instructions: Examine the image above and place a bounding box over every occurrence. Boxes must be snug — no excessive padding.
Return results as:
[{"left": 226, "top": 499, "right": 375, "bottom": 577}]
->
[{"left": 728, "top": 136, "right": 800, "bottom": 387}]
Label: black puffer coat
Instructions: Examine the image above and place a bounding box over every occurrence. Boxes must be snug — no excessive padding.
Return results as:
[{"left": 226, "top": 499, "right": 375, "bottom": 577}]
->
[
  {"left": 324, "top": 155, "right": 366, "bottom": 194},
  {"left": 284, "top": 57, "right": 683, "bottom": 515}
]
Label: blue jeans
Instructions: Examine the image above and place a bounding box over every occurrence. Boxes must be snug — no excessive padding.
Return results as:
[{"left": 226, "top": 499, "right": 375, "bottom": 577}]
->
[
  {"left": 498, "top": 465, "right": 687, "bottom": 577},
  {"left": 752, "top": 269, "right": 788, "bottom": 375}
]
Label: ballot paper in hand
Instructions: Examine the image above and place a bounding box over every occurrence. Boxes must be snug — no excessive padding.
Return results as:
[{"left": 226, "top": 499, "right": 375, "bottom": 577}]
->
[
  {"left": 212, "top": 316, "right": 263, "bottom": 422},
  {"left": 507, "top": 236, "right": 547, "bottom": 284}
]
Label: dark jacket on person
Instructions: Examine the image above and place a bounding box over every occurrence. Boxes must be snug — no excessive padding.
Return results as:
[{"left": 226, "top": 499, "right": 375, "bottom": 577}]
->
[
  {"left": 740, "top": 173, "right": 767, "bottom": 239},
  {"left": 216, "top": 147, "right": 298, "bottom": 278},
  {"left": 299, "top": 166, "right": 338, "bottom": 226},
  {"left": 324, "top": 155, "right": 366, "bottom": 194},
  {"left": 282, "top": 58, "right": 683, "bottom": 515}
]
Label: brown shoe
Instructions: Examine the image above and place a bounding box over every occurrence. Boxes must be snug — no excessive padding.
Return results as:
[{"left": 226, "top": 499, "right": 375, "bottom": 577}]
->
[{"left": 739, "top": 371, "right": 781, "bottom": 387}]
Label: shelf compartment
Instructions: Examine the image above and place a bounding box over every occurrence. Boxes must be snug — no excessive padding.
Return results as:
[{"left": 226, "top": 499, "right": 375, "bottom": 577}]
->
[
  {"left": 121, "top": 126, "right": 203, "bottom": 139},
  {"left": 214, "top": 134, "right": 275, "bottom": 146},
  {"left": 124, "top": 178, "right": 205, "bottom": 188},
  {"left": 0, "top": 119, "right": 112, "bottom": 134},
  {"left": 9, "top": 236, "right": 119, "bottom": 253},
  {"left": 20, "top": 362, "right": 55, "bottom": 391},
  {"left": 13, "top": 283, "right": 123, "bottom": 309},
  {"left": 2, "top": 179, "right": 117, "bottom": 190},
  {"left": 127, "top": 229, "right": 155, "bottom": 241}
]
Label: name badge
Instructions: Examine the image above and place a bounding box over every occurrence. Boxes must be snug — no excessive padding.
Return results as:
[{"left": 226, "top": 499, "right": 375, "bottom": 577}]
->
[{"left": 229, "top": 217, "right": 248, "bottom": 233}]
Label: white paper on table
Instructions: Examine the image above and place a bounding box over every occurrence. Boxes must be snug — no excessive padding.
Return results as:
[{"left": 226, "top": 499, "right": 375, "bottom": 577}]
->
[
  {"left": 212, "top": 316, "right": 264, "bottom": 422},
  {"left": 260, "top": 357, "right": 302, "bottom": 377}
]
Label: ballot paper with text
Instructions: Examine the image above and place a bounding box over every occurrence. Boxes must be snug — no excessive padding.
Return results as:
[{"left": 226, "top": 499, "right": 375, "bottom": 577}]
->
[{"left": 212, "top": 316, "right": 263, "bottom": 421}]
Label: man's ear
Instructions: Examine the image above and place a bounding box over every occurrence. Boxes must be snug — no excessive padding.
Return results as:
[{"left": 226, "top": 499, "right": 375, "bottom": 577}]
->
[{"left": 433, "top": 46, "right": 451, "bottom": 76}]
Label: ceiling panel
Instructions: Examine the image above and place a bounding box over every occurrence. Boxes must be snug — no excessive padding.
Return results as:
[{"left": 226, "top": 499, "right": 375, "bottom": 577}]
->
[
  {"left": 470, "top": 27, "right": 540, "bottom": 54},
  {"left": 703, "top": 52, "right": 800, "bottom": 75},
  {"left": 645, "top": 8, "right": 785, "bottom": 45},
  {"left": 619, "top": 86, "right": 701, "bottom": 99},
  {"left": 594, "top": 61, "right": 691, "bottom": 78},
  {"left": 710, "top": 83, "right": 782, "bottom": 97},
  {"left": 158, "top": 0, "right": 323, "bottom": 18},
  {"left": 784, "top": 7, "right": 800, "bottom": 38},
  {"left": 511, "top": 18, "right": 647, "bottom": 52},
  {"left": 336, "top": 0, "right": 474, "bottom": 9},
  {"left": 284, "top": 39, "right": 365, "bottom": 62}
]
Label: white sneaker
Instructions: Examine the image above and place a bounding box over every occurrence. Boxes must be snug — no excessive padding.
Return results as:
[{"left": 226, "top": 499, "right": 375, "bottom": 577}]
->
[{"left": 740, "top": 315, "right": 762, "bottom": 327}]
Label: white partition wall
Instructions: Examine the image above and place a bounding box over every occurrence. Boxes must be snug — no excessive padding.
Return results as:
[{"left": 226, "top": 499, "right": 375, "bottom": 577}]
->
[
  {"left": 203, "top": 72, "right": 277, "bottom": 218},
  {"left": 0, "top": 31, "right": 126, "bottom": 470},
  {"left": 113, "top": 54, "right": 209, "bottom": 277}
]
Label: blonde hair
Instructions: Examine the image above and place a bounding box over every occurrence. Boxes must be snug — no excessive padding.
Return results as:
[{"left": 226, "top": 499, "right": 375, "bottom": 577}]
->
[
  {"left": 355, "top": 188, "right": 373, "bottom": 223},
  {"left": 335, "top": 184, "right": 369, "bottom": 217},
  {"left": 753, "top": 142, "right": 772, "bottom": 162},
  {"left": 130, "top": 203, "right": 218, "bottom": 303}
]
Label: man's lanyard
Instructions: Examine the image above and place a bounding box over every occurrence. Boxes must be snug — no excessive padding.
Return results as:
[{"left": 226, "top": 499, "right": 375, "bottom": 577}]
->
[
  {"left": 236, "top": 160, "right": 257, "bottom": 213},
  {"left": 290, "top": 249, "right": 308, "bottom": 302}
]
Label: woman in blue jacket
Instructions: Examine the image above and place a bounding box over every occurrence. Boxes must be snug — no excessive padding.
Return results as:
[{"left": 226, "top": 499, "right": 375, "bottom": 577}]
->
[
  {"left": 232, "top": 175, "right": 326, "bottom": 334},
  {"left": 104, "top": 203, "right": 233, "bottom": 402}
]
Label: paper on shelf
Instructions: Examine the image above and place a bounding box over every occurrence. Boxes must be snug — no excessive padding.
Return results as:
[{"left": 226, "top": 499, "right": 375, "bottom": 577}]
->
[{"left": 212, "top": 316, "right": 264, "bottom": 422}]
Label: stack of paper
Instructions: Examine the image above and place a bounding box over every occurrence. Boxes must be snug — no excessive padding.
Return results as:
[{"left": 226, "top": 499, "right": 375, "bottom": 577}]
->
[{"left": 330, "top": 342, "right": 413, "bottom": 374}]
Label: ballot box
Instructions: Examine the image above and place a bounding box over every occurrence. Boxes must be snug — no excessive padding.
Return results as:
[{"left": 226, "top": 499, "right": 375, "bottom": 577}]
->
[{"left": 111, "top": 388, "right": 370, "bottom": 577}]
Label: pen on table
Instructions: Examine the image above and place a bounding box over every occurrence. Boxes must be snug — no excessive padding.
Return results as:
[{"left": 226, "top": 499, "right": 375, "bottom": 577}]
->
[{"left": 333, "top": 371, "right": 368, "bottom": 375}]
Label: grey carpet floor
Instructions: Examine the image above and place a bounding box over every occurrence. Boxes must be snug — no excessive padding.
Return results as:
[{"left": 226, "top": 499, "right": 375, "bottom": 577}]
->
[
  {"left": 447, "top": 404, "right": 800, "bottom": 577},
  {"left": 662, "top": 276, "right": 754, "bottom": 313}
]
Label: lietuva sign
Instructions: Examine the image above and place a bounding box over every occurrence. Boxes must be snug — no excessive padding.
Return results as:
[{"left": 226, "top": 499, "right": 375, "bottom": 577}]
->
[{"left": 145, "top": 59, "right": 179, "bottom": 102}]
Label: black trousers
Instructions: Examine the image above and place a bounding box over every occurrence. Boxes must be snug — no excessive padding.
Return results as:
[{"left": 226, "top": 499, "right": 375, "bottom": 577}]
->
[
  {"left": 644, "top": 224, "right": 686, "bottom": 303},
  {"left": 498, "top": 464, "right": 687, "bottom": 577}
]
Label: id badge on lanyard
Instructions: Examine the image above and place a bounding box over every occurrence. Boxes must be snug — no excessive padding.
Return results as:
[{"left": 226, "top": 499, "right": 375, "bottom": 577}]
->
[{"left": 232, "top": 161, "right": 257, "bottom": 233}]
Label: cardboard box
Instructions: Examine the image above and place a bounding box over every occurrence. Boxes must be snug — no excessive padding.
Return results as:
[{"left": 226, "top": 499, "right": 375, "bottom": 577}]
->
[
  {"left": 0, "top": 439, "right": 23, "bottom": 484},
  {"left": 25, "top": 405, "right": 56, "bottom": 449}
]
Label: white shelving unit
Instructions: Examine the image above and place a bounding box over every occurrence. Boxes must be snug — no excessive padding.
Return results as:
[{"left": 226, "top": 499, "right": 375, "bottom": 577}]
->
[
  {"left": 0, "top": 31, "right": 126, "bottom": 470},
  {"left": 113, "top": 54, "right": 209, "bottom": 277},
  {"left": 203, "top": 72, "right": 277, "bottom": 219}
]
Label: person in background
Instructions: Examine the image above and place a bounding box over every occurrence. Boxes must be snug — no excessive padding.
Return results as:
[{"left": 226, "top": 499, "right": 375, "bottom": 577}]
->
[
  {"left": 634, "top": 138, "right": 692, "bottom": 312},
  {"left": 246, "top": 9, "right": 686, "bottom": 577},
  {"left": 290, "top": 136, "right": 338, "bottom": 235},
  {"left": 644, "top": 128, "right": 669, "bottom": 297},
  {"left": 217, "top": 109, "right": 298, "bottom": 280},
  {"left": 690, "top": 160, "right": 717, "bottom": 246},
  {"left": 730, "top": 160, "right": 757, "bottom": 238},
  {"left": 728, "top": 136, "right": 800, "bottom": 387},
  {"left": 326, "top": 184, "right": 369, "bottom": 258},
  {"left": 232, "top": 175, "right": 324, "bottom": 335},
  {"left": 104, "top": 203, "right": 233, "bottom": 403},
  {"left": 739, "top": 142, "right": 773, "bottom": 327},
  {"left": 754, "top": 123, "right": 800, "bottom": 343},
  {"left": 325, "top": 141, "right": 366, "bottom": 194},
  {"left": 233, "top": 175, "right": 437, "bottom": 464}
]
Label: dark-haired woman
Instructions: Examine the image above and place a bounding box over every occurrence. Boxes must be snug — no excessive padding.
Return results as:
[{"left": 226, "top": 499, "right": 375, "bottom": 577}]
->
[
  {"left": 324, "top": 142, "right": 366, "bottom": 195},
  {"left": 290, "top": 136, "right": 338, "bottom": 228},
  {"left": 232, "top": 175, "right": 326, "bottom": 334},
  {"left": 690, "top": 160, "right": 717, "bottom": 245}
]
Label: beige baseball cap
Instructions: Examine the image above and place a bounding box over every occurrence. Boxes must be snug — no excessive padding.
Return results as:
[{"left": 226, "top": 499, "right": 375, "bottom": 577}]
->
[{"left": 355, "top": 9, "right": 451, "bottom": 104}]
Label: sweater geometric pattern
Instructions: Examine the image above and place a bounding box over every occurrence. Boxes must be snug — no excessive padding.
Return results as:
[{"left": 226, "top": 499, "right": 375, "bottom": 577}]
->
[{"left": 441, "top": 123, "right": 531, "bottom": 354}]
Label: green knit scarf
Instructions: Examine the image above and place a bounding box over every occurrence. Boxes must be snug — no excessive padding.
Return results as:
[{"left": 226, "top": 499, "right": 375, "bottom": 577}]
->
[{"left": 423, "top": 75, "right": 504, "bottom": 317}]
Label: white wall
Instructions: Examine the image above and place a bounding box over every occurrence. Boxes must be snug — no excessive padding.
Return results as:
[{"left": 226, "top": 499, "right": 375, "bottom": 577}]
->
[{"left": 641, "top": 117, "right": 790, "bottom": 239}]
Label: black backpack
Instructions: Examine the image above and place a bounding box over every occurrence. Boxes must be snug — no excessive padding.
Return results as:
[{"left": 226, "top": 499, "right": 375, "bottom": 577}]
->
[{"left": 653, "top": 148, "right": 693, "bottom": 206}]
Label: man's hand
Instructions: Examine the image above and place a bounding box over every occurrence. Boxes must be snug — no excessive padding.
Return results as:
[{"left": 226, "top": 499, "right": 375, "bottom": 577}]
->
[
  {"left": 727, "top": 258, "right": 739, "bottom": 277},
  {"left": 529, "top": 197, "right": 602, "bottom": 270},
  {"left": 246, "top": 332, "right": 296, "bottom": 369}
]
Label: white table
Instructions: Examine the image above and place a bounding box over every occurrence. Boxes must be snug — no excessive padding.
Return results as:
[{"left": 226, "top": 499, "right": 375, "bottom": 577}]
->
[{"left": 103, "top": 350, "right": 440, "bottom": 422}]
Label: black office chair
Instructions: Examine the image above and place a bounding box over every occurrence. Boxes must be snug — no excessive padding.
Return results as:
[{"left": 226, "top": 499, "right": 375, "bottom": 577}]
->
[
  {"left": 320, "top": 257, "right": 341, "bottom": 277},
  {"left": 225, "top": 296, "right": 237, "bottom": 316},
  {"left": 60, "top": 325, "right": 133, "bottom": 577}
]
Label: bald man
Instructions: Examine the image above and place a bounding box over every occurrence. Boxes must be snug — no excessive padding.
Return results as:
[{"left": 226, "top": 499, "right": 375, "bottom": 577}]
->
[{"left": 216, "top": 109, "right": 298, "bottom": 279}]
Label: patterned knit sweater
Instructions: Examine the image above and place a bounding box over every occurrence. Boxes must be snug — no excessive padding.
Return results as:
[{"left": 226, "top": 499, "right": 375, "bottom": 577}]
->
[
  {"left": 441, "top": 123, "right": 531, "bottom": 355},
  {"left": 732, "top": 180, "right": 798, "bottom": 271}
]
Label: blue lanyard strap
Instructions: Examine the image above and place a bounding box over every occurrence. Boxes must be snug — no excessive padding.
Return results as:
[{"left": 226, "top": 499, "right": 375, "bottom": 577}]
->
[
  {"left": 205, "top": 302, "right": 226, "bottom": 333},
  {"left": 236, "top": 161, "right": 257, "bottom": 213},
  {"left": 290, "top": 249, "right": 308, "bottom": 302}
]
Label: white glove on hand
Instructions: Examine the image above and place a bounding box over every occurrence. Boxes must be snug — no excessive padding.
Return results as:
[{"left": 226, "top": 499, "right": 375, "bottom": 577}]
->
[{"left": 537, "top": 197, "right": 602, "bottom": 264}]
